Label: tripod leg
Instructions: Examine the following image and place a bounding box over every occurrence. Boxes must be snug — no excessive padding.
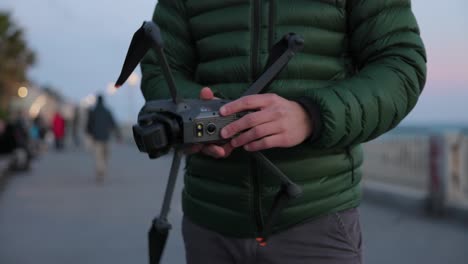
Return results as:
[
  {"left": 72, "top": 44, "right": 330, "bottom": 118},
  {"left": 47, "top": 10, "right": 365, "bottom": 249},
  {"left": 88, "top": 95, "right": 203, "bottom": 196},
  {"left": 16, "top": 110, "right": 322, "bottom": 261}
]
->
[{"left": 148, "top": 148, "right": 184, "bottom": 264}]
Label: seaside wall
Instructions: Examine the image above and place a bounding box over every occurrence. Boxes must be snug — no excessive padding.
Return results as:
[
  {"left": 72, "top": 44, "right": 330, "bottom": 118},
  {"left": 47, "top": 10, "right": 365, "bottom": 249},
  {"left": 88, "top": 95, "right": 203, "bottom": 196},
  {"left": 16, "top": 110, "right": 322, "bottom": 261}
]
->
[{"left": 362, "top": 131, "right": 468, "bottom": 214}]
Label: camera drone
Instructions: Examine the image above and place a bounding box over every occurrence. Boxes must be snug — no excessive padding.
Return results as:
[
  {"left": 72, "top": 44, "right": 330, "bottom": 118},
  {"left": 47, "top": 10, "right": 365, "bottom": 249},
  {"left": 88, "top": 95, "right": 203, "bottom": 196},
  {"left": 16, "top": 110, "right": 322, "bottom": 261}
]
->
[{"left": 115, "top": 21, "right": 305, "bottom": 264}]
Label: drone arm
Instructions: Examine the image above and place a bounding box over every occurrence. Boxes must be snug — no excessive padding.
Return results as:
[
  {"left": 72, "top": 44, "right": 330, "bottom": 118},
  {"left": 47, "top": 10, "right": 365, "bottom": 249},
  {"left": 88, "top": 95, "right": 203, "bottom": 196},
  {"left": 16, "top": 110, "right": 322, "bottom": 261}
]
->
[
  {"left": 140, "top": 65, "right": 202, "bottom": 101},
  {"left": 141, "top": 1, "right": 202, "bottom": 101}
]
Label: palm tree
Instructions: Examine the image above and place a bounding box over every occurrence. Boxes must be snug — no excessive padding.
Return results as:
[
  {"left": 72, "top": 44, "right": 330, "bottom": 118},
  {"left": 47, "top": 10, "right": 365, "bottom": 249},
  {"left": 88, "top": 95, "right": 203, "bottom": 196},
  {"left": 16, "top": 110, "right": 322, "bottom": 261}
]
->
[{"left": 0, "top": 11, "right": 36, "bottom": 111}]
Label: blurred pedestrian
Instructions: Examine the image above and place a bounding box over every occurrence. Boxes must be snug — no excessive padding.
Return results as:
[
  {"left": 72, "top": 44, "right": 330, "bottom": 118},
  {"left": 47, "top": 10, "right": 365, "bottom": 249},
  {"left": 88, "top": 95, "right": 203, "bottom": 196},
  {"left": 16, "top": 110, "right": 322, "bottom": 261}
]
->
[
  {"left": 86, "top": 95, "right": 121, "bottom": 183},
  {"left": 0, "top": 117, "right": 13, "bottom": 174},
  {"left": 52, "top": 111, "right": 66, "bottom": 150},
  {"left": 29, "top": 118, "right": 41, "bottom": 156},
  {"left": 35, "top": 115, "right": 48, "bottom": 152},
  {"left": 0, "top": 118, "right": 10, "bottom": 154},
  {"left": 0, "top": 111, "right": 31, "bottom": 171}
]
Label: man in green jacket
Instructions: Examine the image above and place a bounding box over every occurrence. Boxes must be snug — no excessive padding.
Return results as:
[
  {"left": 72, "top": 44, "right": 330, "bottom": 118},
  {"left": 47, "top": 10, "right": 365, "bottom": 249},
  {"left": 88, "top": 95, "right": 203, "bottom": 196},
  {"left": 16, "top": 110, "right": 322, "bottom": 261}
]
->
[{"left": 141, "top": 0, "right": 426, "bottom": 263}]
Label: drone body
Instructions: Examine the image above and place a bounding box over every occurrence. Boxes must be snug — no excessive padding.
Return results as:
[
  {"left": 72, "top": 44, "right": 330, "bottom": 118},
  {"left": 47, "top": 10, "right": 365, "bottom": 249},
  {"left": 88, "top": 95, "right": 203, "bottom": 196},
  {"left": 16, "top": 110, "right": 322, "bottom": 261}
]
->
[{"left": 133, "top": 98, "right": 248, "bottom": 158}]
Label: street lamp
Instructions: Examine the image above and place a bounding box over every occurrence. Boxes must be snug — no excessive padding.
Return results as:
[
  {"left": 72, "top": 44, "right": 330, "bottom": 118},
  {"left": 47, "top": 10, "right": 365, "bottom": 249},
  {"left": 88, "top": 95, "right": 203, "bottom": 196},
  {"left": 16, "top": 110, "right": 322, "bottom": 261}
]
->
[
  {"left": 29, "top": 95, "right": 47, "bottom": 118},
  {"left": 107, "top": 82, "right": 117, "bottom": 96},
  {"left": 126, "top": 72, "right": 140, "bottom": 124},
  {"left": 80, "top": 94, "right": 97, "bottom": 108},
  {"left": 18, "top": 86, "right": 28, "bottom": 98},
  {"left": 128, "top": 72, "right": 140, "bottom": 87}
]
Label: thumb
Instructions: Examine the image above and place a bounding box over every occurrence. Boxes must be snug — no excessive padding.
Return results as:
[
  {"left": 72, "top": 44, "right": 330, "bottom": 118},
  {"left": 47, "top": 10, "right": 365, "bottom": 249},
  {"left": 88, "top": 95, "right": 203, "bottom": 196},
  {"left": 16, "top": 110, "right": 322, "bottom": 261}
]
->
[{"left": 200, "top": 87, "right": 214, "bottom": 100}]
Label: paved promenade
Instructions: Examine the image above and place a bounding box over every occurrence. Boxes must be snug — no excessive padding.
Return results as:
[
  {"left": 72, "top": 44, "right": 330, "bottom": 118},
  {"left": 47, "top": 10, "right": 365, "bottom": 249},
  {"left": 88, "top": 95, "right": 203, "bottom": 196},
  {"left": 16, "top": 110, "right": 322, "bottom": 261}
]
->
[{"left": 1, "top": 145, "right": 467, "bottom": 264}]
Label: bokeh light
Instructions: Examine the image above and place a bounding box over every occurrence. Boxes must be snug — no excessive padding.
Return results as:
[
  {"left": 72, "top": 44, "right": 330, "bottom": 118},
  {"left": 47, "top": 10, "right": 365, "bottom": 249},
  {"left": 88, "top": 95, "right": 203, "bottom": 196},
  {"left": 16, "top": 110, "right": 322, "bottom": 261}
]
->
[{"left": 18, "top": 86, "right": 28, "bottom": 98}]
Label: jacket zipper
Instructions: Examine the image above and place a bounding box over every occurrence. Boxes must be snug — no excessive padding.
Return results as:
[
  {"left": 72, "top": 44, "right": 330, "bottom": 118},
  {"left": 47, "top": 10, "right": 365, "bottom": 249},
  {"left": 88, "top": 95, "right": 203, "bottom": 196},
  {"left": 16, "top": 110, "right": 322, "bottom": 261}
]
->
[
  {"left": 346, "top": 147, "right": 355, "bottom": 183},
  {"left": 251, "top": 0, "right": 262, "bottom": 80},
  {"left": 251, "top": 158, "right": 264, "bottom": 235},
  {"left": 251, "top": 0, "right": 264, "bottom": 236},
  {"left": 268, "top": 0, "right": 277, "bottom": 50}
]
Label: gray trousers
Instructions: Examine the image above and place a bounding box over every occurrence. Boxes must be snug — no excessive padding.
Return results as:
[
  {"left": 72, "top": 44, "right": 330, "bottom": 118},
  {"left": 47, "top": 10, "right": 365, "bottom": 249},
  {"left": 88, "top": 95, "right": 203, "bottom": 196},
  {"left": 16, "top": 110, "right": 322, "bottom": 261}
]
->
[
  {"left": 93, "top": 141, "right": 109, "bottom": 180},
  {"left": 183, "top": 208, "right": 362, "bottom": 264}
]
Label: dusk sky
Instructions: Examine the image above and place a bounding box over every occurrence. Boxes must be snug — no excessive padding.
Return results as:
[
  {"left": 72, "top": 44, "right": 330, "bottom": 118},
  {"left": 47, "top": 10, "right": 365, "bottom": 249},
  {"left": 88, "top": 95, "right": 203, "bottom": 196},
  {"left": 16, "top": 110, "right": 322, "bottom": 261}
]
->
[{"left": 1, "top": 0, "right": 467, "bottom": 125}]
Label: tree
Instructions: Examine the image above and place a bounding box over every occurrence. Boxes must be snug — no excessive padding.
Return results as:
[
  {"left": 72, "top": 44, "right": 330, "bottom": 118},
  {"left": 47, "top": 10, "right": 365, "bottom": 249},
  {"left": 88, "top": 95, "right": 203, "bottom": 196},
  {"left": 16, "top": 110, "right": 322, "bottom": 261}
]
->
[{"left": 0, "top": 11, "right": 36, "bottom": 110}]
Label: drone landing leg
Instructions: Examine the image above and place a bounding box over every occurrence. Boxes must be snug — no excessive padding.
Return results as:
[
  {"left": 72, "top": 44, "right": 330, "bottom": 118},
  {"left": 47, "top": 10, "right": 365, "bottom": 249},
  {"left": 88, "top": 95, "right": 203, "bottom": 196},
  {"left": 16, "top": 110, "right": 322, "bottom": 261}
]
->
[
  {"left": 148, "top": 148, "right": 184, "bottom": 264},
  {"left": 251, "top": 152, "right": 303, "bottom": 245}
]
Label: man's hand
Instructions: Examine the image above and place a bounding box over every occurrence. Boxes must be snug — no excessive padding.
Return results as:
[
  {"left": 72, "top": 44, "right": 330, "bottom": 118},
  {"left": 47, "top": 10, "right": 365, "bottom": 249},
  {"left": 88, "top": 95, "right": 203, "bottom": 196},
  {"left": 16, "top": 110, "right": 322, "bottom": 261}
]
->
[
  {"left": 220, "top": 94, "right": 313, "bottom": 152},
  {"left": 185, "top": 87, "right": 234, "bottom": 159}
]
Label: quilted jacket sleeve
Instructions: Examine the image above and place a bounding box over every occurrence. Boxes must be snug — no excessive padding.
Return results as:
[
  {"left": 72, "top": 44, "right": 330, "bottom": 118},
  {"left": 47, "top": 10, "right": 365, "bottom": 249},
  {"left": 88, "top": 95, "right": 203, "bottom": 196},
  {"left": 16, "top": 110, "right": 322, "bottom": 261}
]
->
[
  {"left": 304, "top": 0, "right": 427, "bottom": 149},
  {"left": 140, "top": 0, "right": 202, "bottom": 101}
]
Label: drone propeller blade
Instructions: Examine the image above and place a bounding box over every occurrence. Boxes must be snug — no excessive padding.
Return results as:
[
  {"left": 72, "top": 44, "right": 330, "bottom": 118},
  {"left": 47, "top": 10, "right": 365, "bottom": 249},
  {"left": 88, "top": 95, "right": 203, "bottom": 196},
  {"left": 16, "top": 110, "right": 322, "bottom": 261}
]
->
[
  {"left": 115, "top": 25, "right": 150, "bottom": 88},
  {"left": 115, "top": 21, "right": 181, "bottom": 104}
]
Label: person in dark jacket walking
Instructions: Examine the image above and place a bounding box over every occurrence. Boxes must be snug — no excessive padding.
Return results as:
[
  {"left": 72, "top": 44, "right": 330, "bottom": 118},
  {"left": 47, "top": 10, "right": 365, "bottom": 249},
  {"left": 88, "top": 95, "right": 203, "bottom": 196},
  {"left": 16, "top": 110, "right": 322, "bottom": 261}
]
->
[
  {"left": 86, "top": 95, "right": 121, "bottom": 183},
  {"left": 141, "top": 1, "right": 427, "bottom": 263}
]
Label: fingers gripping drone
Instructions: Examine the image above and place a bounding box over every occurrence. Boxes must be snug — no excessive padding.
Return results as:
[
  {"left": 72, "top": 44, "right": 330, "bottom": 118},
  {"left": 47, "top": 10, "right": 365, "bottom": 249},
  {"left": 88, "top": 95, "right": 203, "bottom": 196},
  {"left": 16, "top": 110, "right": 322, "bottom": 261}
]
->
[{"left": 115, "top": 21, "right": 304, "bottom": 264}]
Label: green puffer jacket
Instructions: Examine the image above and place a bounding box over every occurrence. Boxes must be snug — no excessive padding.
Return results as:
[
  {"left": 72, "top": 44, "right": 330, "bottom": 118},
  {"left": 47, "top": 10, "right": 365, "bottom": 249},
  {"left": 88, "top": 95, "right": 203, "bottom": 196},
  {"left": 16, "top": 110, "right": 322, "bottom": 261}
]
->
[{"left": 141, "top": 0, "right": 426, "bottom": 237}]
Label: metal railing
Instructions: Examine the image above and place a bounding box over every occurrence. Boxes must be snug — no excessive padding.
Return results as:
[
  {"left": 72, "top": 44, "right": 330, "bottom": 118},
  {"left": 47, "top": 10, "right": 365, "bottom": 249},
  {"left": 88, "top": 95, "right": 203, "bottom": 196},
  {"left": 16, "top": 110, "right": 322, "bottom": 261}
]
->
[{"left": 362, "top": 131, "right": 468, "bottom": 214}]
